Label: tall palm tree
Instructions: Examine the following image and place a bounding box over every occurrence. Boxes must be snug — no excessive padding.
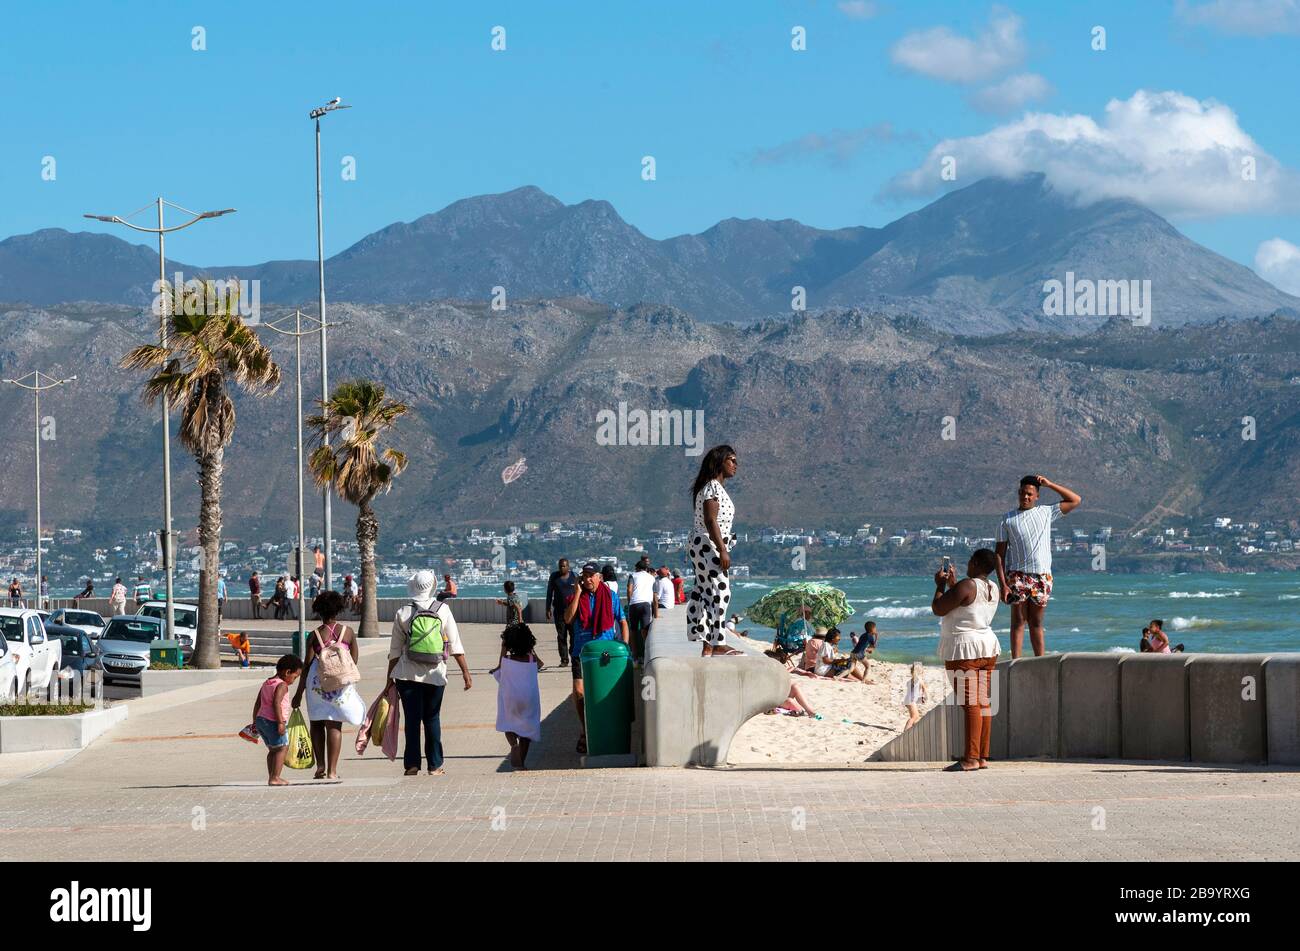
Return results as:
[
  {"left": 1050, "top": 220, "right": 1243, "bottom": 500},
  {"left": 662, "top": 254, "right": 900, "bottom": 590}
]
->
[
  {"left": 307, "top": 380, "right": 408, "bottom": 637},
  {"left": 121, "top": 282, "right": 281, "bottom": 668}
]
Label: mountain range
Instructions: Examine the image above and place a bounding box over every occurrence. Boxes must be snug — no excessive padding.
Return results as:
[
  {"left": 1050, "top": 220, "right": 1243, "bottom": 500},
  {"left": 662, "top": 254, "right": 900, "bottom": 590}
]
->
[
  {"left": 3, "top": 298, "right": 1300, "bottom": 541},
  {"left": 2, "top": 175, "right": 1296, "bottom": 333}
]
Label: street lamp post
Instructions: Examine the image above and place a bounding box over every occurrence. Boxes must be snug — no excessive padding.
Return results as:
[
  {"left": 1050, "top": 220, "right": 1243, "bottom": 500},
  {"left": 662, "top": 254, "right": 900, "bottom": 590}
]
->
[
  {"left": 309, "top": 97, "right": 350, "bottom": 592},
  {"left": 3, "top": 372, "right": 75, "bottom": 610},
  {"left": 258, "top": 310, "right": 341, "bottom": 658},
  {"left": 83, "top": 199, "right": 234, "bottom": 640}
]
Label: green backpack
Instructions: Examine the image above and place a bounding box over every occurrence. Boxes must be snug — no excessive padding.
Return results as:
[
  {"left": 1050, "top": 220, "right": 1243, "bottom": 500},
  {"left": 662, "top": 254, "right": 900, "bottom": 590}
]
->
[{"left": 406, "top": 604, "right": 449, "bottom": 666}]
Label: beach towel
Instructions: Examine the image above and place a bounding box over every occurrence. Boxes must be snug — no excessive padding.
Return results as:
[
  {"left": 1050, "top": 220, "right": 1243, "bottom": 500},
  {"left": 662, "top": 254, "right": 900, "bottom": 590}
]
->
[
  {"left": 493, "top": 657, "right": 542, "bottom": 742},
  {"left": 355, "top": 691, "right": 388, "bottom": 755},
  {"left": 379, "top": 683, "right": 401, "bottom": 762}
]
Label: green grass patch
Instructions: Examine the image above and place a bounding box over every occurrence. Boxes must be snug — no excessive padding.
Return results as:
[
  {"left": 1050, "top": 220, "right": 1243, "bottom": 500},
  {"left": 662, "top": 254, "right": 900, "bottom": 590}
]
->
[
  {"left": 148, "top": 662, "right": 183, "bottom": 671},
  {"left": 0, "top": 703, "right": 95, "bottom": 717}
]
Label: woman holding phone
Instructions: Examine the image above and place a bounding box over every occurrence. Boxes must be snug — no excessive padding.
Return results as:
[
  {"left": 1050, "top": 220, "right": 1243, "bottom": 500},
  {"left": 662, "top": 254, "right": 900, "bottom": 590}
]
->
[{"left": 931, "top": 548, "right": 1002, "bottom": 772}]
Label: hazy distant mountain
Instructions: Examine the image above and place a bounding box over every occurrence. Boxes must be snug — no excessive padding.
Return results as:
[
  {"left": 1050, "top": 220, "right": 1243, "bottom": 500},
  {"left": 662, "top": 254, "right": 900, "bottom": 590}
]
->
[
  {"left": 2, "top": 176, "right": 1296, "bottom": 331},
  {"left": 3, "top": 300, "right": 1300, "bottom": 540}
]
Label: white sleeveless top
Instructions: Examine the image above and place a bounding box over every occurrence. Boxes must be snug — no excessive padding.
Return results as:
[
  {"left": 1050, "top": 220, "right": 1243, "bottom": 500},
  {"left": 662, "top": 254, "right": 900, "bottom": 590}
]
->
[{"left": 938, "top": 577, "right": 1002, "bottom": 661}]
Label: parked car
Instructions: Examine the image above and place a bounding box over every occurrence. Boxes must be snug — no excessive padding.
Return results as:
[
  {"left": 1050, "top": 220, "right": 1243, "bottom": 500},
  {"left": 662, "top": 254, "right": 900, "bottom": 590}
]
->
[
  {"left": 136, "top": 601, "right": 198, "bottom": 659},
  {"left": 47, "top": 623, "right": 102, "bottom": 676},
  {"left": 0, "top": 633, "right": 18, "bottom": 702},
  {"left": 0, "top": 607, "right": 64, "bottom": 697},
  {"left": 97, "top": 615, "right": 162, "bottom": 687},
  {"left": 47, "top": 608, "right": 106, "bottom": 641}
]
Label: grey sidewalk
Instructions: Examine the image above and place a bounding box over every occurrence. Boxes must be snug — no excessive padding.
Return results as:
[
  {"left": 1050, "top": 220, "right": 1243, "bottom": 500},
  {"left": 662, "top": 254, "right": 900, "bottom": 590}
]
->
[{"left": 2, "top": 611, "right": 1298, "bottom": 861}]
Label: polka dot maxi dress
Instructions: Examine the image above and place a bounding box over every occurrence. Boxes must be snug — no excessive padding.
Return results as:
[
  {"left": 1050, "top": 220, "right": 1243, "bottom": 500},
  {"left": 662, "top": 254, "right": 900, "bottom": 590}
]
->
[{"left": 687, "top": 479, "right": 735, "bottom": 645}]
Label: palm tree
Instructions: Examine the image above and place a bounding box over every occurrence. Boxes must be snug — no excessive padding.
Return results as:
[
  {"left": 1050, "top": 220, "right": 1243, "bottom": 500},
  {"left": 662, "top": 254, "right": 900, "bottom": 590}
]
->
[
  {"left": 121, "top": 282, "right": 281, "bottom": 668},
  {"left": 307, "top": 380, "right": 408, "bottom": 638}
]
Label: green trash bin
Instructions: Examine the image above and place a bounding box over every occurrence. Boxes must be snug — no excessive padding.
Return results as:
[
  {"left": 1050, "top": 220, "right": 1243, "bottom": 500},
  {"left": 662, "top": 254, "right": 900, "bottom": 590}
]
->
[
  {"left": 580, "top": 639, "right": 634, "bottom": 755},
  {"left": 149, "top": 639, "right": 184, "bottom": 668}
]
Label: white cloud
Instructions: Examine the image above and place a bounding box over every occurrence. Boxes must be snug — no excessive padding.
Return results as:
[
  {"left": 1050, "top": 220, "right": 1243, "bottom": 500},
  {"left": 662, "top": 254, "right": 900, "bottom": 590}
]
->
[
  {"left": 968, "top": 73, "right": 1053, "bottom": 115},
  {"left": 837, "top": 1, "right": 881, "bottom": 19},
  {"left": 1255, "top": 238, "right": 1300, "bottom": 293},
  {"left": 885, "top": 89, "right": 1299, "bottom": 218},
  {"left": 1178, "top": 0, "right": 1300, "bottom": 35},
  {"left": 890, "top": 7, "right": 1025, "bottom": 83}
]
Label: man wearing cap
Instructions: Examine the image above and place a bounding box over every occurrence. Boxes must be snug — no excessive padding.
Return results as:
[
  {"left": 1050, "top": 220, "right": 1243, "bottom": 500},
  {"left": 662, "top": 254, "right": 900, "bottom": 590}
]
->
[
  {"left": 625, "top": 555, "right": 659, "bottom": 664},
  {"left": 386, "top": 570, "right": 473, "bottom": 776},
  {"left": 563, "top": 562, "right": 629, "bottom": 755}
]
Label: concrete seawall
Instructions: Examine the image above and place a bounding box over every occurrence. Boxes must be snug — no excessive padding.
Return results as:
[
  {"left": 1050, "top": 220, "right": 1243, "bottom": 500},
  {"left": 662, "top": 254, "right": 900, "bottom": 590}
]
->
[
  {"left": 57, "top": 595, "right": 536, "bottom": 627},
  {"left": 875, "top": 651, "right": 1300, "bottom": 765}
]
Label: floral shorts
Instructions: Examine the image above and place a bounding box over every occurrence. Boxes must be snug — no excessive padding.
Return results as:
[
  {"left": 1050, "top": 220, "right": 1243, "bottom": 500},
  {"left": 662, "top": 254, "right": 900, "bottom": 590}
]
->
[{"left": 1006, "top": 571, "right": 1053, "bottom": 606}]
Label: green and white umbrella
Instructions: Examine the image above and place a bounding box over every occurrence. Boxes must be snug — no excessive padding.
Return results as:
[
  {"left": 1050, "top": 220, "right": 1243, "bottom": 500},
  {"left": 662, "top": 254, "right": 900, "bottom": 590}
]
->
[{"left": 744, "top": 581, "right": 855, "bottom": 630}]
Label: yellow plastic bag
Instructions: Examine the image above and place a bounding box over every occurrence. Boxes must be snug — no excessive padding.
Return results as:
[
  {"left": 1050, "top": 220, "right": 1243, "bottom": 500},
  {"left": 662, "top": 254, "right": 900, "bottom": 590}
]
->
[
  {"left": 369, "top": 697, "right": 390, "bottom": 748},
  {"left": 285, "top": 709, "right": 315, "bottom": 770}
]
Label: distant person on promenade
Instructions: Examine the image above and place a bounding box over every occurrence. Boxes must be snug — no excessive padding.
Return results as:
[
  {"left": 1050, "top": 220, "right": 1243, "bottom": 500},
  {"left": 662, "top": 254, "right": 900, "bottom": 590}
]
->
[
  {"left": 308, "top": 571, "right": 321, "bottom": 600},
  {"left": 626, "top": 553, "right": 662, "bottom": 658},
  {"left": 108, "top": 578, "right": 127, "bottom": 617},
  {"left": 386, "top": 571, "right": 472, "bottom": 776},
  {"left": 249, "top": 571, "right": 263, "bottom": 620},
  {"left": 994, "top": 474, "right": 1081, "bottom": 658},
  {"left": 546, "top": 558, "right": 578, "bottom": 666},
  {"left": 932, "top": 549, "right": 1003, "bottom": 772},
  {"left": 437, "top": 574, "right": 458, "bottom": 601},
  {"left": 654, "top": 568, "right": 674, "bottom": 612},
  {"left": 273, "top": 576, "right": 288, "bottom": 620},
  {"left": 40, "top": 575, "right": 49, "bottom": 610},
  {"left": 313, "top": 544, "right": 325, "bottom": 577},
  {"left": 287, "top": 576, "right": 300, "bottom": 621},
  {"left": 74, "top": 578, "right": 95, "bottom": 602},
  {"left": 7, "top": 578, "right": 21, "bottom": 608},
  {"left": 292, "top": 590, "right": 364, "bottom": 780},
  {"left": 492, "top": 622, "right": 542, "bottom": 770},
  {"left": 343, "top": 574, "right": 357, "bottom": 613},
  {"left": 672, "top": 570, "right": 686, "bottom": 605},
  {"left": 1147, "top": 619, "right": 1184, "bottom": 654},
  {"left": 496, "top": 580, "right": 527, "bottom": 624},
  {"left": 216, "top": 573, "right": 227, "bottom": 622},
  {"left": 563, "top": 562, "right": 628, "bottom": 755},
  {"left": 133, "top": 576, "right": 153, "bottom": 607},
  {"left": 687, "top": 444, "right": 743, "bottom": 656}
]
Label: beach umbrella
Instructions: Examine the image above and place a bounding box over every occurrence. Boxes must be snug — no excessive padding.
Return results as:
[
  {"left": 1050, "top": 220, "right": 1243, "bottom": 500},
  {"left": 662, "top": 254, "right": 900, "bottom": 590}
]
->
[{"left": 744, "top": 581, "right": 855, "bottom": 629}]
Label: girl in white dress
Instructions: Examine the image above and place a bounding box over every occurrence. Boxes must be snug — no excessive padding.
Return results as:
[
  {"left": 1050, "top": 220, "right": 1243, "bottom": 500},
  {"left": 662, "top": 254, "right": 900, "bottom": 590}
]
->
[{"left": 292, "top": 590, "right": 364, "bottom": 779}]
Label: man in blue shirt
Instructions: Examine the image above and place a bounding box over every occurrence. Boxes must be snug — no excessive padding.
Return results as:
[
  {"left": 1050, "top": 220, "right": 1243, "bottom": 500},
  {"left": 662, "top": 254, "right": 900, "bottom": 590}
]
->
[
  {"left": 562, "top": 562, "right": 628, "bottom": 755},
  {"left": 216, "top": 574, "right": 228, "bottom": 621}
]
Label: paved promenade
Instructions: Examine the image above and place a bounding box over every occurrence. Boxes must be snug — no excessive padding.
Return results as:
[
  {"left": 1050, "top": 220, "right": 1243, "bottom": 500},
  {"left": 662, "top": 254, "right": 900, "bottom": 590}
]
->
[{"left": 2, "top": 606, "right": 1299, "bottom": 861}]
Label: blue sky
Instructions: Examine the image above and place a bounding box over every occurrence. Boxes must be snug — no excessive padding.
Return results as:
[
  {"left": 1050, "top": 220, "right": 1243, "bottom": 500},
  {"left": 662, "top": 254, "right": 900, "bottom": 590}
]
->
[{"left": 3, "top": 0, "right": 1299, "bottom": 284}]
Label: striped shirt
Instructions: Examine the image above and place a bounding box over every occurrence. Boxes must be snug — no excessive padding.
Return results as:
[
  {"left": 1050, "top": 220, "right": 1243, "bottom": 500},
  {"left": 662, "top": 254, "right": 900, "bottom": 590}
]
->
[{"left": 996, "top": 503, "right": 1062, "bottom": 575}]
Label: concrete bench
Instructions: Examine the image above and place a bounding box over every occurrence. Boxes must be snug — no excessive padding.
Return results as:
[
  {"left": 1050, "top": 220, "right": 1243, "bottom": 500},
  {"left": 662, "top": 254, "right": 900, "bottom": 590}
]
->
[{"left": 641, "top": 609, "right": 788, "bottom": 767}]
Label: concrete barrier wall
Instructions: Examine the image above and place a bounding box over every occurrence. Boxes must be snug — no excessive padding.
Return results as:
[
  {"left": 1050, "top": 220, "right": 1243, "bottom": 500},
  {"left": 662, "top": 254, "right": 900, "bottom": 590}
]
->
[
  {"left": 1060, "top": 654, "right": 1122, "bottom": 759},
  {"left": 876, "top": 651, "right": 1299, "bottom": 766},
  {"left": 1265, "top": 656, "right": 1300, "bottom": 765}
]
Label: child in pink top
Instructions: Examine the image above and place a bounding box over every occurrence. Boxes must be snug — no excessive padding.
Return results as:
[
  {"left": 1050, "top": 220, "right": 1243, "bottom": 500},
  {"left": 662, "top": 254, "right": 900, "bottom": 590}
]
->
[{"left": 252, "top": 654, "right": 304, "bottom": 786}]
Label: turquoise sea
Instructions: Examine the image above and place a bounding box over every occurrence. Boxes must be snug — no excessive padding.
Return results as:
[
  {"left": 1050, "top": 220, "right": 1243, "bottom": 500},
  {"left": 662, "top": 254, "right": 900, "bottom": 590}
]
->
[{"left": 427, "top": 571, "right": 1300, "bottom": 662}]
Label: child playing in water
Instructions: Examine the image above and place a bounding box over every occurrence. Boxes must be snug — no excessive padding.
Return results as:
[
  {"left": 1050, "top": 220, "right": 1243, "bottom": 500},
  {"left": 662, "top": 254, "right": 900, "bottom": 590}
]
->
[
  {"left": 492, "top": 623, "right": 542, "bottom": 769},
  {"left": 903, "top": 662, "right": 928, "bottom": 730},
  {"left": 252, "top": 654, "right": 303, "bottom": 785}
]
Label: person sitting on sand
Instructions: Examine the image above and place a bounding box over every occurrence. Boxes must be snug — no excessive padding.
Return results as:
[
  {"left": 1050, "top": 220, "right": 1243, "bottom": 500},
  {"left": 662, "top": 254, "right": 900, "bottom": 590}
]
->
[
  {"left": 1147, "top": 619, "right": 1184, "bottom": 654},
  {"left": 766, "top": 680, "right": 819, "bottom": 719},
  {"left": 818, "top": 628, "right": 870, "bottom": 682}
]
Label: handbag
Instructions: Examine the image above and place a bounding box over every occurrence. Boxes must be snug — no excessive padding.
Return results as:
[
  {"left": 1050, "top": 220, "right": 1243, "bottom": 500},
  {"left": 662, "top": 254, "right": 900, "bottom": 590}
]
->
[{"left": 315, "top": 623, "right": 360, "bottom": 692}]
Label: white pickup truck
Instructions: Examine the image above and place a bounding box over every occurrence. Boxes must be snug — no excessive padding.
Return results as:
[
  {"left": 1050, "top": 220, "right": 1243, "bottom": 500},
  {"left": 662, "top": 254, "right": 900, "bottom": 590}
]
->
[{"left": 0, "top": 608, "right": 63, "bottom": 699}]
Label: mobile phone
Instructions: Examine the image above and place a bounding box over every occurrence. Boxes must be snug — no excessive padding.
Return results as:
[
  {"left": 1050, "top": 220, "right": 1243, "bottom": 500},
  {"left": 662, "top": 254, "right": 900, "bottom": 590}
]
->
[{"left": 941, "top": 555, "right": 951, "bottom": 571}]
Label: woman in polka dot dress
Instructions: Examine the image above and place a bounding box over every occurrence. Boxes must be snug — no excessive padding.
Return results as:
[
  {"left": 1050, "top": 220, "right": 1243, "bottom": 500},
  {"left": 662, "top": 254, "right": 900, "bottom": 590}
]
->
[{"left": 687, "top": 445, "right": 743, "bottom": 656}]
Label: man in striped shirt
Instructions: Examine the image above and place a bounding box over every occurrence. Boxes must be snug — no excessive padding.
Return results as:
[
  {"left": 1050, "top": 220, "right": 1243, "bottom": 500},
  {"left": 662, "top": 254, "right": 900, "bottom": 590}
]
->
[{"left": 994, "top": 474, "right": 1082, "bottom": 658}]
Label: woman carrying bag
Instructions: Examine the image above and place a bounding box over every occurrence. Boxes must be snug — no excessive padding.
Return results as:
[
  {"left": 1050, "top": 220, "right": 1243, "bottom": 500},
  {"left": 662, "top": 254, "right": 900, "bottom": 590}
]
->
[{"left": 292, "top": 589, "right": 364, "bottom": 779}]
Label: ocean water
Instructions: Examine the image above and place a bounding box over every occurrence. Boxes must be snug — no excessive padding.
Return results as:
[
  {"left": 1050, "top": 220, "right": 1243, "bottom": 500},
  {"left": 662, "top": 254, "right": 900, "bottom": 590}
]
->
[{"left": 436, "top": 571, "right": 1300, "bottom": 663}]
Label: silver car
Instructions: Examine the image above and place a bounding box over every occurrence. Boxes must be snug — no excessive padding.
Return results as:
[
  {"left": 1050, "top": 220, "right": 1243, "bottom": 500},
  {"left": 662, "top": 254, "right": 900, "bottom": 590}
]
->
[{"left": 97, "top": 615, "right": 162, "bottom": 686}]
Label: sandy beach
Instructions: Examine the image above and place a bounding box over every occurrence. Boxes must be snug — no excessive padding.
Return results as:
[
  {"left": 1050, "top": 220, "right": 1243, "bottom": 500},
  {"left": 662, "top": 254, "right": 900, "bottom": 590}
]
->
[{"left": 728, "top": 634, "right": 951, "bottom": 765}]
